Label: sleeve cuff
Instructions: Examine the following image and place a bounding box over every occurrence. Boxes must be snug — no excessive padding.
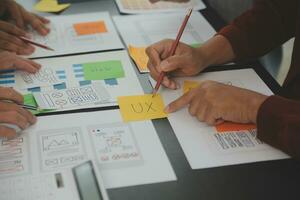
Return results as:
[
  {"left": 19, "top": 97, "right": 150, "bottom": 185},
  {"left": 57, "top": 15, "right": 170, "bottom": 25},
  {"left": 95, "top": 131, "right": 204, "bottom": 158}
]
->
[
  {"left": 218, "top": 25, "right": 250, "bottom": 62},
  {"left": 256, "top": 95, "right": 300, "bottom": 156}
]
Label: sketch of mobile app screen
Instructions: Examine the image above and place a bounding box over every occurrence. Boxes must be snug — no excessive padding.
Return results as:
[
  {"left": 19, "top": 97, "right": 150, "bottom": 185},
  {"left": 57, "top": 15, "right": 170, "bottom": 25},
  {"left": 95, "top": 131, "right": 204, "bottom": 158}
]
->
[{"left": 87, "top": 123, "right": 143, "bottom": 169}]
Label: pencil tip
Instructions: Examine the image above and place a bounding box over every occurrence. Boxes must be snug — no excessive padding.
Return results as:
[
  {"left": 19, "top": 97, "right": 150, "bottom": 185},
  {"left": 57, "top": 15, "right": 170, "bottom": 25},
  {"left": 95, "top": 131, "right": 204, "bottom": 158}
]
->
[{"left": 151, "top": 89, "right": 157, "bottom": 98}]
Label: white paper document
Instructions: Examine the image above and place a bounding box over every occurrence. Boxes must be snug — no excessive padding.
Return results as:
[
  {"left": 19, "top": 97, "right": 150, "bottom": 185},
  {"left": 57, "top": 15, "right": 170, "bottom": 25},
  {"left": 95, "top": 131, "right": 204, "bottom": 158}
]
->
[
  {"left": 113, "top": 12, "right": 216, "bottom": 46},
  {"left": 115, "top": 0, "right": 206, "bottom": 14},
  {"left": 33, "top": 84, "right": 110, "bottom": 110},
  {"left": 0, "top": 110, "right": 176, "bottom": 200},
  {"left": 154, "top": 69, "right": 290, "bottom": 169},
  {"left": 27, "top": 12, "right": 124, "bottom": 58},
  {"left": 15, "top": 67, "right": 62, "bottom": 89},
  {"left": 0, "top": 50, "right": 144, "bottom": 110}
]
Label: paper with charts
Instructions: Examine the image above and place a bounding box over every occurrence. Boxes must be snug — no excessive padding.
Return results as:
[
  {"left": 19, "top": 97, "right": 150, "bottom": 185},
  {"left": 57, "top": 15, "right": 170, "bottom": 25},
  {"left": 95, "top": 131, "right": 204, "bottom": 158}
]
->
[
  {"left": 0, "top": 110, "right": 176, "bottom": 200},
  {"left": 115, "top": 0, "right": 206, "bottom": 14},
  {"left": 154, "top": 69, "right": 290, "bottom": 169},
  {"left": 27, "top": 12, "right": 123, "bottom": 58},
  {"left": 0, "top": 50, "right": 144, "bottom": 111},
  {"left": 113, "top": 12, "right": 215, "bottom": 72}
]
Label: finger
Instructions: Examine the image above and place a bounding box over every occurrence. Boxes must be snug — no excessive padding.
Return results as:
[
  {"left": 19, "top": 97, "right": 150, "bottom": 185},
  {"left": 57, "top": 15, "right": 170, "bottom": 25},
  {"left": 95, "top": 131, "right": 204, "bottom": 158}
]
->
[
  {"left": 204, "top": 107, "right": 217, "bottom": 125},
  {"left": 14, "top": 57, "right": 40, "bottom": 73},
  {"left": 159, "top": 55, "right": 191, "bottom": 75},
  {"left": 165, "top": 92, "right": 194, "bottom": 113},
  {"left": 24, "top": 109, "right": 37, "bottom": 124},
  {"left": 215, "top": 118, "right": 225, "bottom": 125},
  {"left": 146, "top": 46, "right": 162, "bottom": 72},
  {"left": 196, "top": 105, "right": 207, "bottom": 122},
  {"left": 162, "top": 76, "right": 177, "bottom": 89},
  {"left": 0, "top": 87, "right": 23, "bottom": 104},
  {"left": 21, "top": 58, "right": 41, "bottom": 70},
  {"left": 0, "top": 125, "right": 16, "bottom": 139},
  {"left": 147, "top": 60, "right": 161, "bottom": 81},
  {"left": 8, "top": 2, "right": 25, "bottom": 29},
  {"left": 33, "top": 14, "right": 50, "bottom": 24},
  {"left": 0, "top": 31, "right": 34, "bottom": 54},
  {"left": 0, "top": 111, "right": 28, "bottom": 129},
  {"left": 0, "top": 102, "right": 37, "bottom": 124},
  {"left": 0, "top": 21, "right": 27, "bottom": 36},
  {"left": 188, "top": 96, "right": 201, "bottom": 116},
  {"left": 26, "top": 14, "right": 50, "bottom": 36}
]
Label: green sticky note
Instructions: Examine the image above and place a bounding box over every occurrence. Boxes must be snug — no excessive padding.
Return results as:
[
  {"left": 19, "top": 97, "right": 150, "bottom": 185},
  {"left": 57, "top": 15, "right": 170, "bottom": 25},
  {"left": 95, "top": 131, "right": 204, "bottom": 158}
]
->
[
  {"left": 23, "top": 94, "right": 40, "bottom": 115},
  {"left": 189, "top": 43, "right": 202, "bottom": 48},
  {"left": 83, "top": 60, "right": 125, "bottom": 80},
  {"left": 23, "top": 94, "right": 51, "bottom": 115}
]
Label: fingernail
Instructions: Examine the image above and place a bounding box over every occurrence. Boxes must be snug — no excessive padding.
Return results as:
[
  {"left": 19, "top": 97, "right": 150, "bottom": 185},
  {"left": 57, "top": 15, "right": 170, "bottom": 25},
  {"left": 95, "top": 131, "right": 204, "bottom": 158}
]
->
[
  {"left": 163, "top": 79, "right": 169, "bottom": 86},
  {"left": 33, "top": 116, "right": 37, "bottom": 123},
  {"left": 160, "top": 60, "right": 169, "bottom": 70}
]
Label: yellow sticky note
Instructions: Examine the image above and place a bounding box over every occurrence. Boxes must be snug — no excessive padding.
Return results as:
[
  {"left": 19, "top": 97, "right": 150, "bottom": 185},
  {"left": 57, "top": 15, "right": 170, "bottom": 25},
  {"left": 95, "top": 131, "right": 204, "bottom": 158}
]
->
[
  {"left": 34, "top": 0, "right": 70, "bottom": 13},
  {"left": 73, "top": 21, "right": 107, "bottom": 36},
  {"left": 183, "top": 81, "right": 199, "bottom": 94},
  {"left": 128, "top": 45, "right": 149, "bottom": 73},
  {"left": 117, "top": 94, "right": 168, "bottom": 122}
]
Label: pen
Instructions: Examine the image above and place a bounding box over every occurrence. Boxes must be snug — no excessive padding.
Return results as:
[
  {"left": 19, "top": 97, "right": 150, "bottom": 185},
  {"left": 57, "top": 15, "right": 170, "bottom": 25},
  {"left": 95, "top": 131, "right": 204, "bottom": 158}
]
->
[
  {"left": 2, "top": 100, "right": 39, "bottom": 111},
  {"left": 21, "top": 104, "right": 39, "bottom": 111},
  {"left": 152, "top": 8, "right": 193, "bottom": 97},
  {"left": 19, "top": 36, "right": 54, "bottom": 51}
]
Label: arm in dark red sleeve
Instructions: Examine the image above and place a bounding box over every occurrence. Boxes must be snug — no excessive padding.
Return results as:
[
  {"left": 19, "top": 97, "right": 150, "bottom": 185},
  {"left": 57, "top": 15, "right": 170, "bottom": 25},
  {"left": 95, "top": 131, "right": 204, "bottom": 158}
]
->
[
  {"left": 218, "top": 0, "right": 298, "bottom": 61},
  {"left": 257, "top": 95, "right": 300, "bottom": 159}
]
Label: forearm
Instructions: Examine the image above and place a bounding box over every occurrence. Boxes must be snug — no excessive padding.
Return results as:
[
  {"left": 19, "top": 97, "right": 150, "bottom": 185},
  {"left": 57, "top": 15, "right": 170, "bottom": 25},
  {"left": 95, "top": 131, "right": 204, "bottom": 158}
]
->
[
  {"left": 257, "top": 95, "right": 300, "bottom": 159},
  {"left": 196, "top": 35, "right": 236, "bottom": 68},
  {"left": 216, "top": 0, "right": 297, "bottom": 61}
]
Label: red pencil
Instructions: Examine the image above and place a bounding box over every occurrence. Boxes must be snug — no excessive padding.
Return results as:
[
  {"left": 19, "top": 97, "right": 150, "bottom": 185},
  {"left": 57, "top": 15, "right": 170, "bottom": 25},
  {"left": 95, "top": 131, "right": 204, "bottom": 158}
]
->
[
  {"left": 152, "top": 8, "right": 193, "bottom": 97},
  {"left": 19, "top": 36, "right": 54, "bottom": 51}
]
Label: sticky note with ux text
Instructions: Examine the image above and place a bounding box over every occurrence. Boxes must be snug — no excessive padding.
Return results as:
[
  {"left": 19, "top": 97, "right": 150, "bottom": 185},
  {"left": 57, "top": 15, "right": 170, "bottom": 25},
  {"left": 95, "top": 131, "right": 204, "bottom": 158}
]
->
[
  {"left": 73, "top": 21, "right": 107, "bottom": 36},
  {"left": 83, "top": 60, "right": 125, "bottom": 80},
  {"left": 117, "top": 94, "right": 168, "bottom": 122}
]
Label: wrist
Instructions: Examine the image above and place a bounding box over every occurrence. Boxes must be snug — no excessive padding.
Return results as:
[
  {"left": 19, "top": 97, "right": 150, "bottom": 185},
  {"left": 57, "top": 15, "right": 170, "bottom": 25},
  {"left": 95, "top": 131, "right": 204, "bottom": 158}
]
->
[
  {"left": 248, "top": 94, "right": 269, "bottom": 124},
  {"left": 196, "top": 35, "right": 236, "bottom": 68}
]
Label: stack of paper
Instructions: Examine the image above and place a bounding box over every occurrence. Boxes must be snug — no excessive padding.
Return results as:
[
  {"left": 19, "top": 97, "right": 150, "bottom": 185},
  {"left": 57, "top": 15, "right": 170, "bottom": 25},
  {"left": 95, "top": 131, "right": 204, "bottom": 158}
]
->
[{"left": 115, "top": 0, "right": 206, "bottom": 14}]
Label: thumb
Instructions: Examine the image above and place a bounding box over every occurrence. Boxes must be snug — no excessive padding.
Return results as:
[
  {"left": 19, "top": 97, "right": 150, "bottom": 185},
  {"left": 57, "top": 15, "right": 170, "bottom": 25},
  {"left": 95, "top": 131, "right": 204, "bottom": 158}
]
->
[
  {"left": 164, "top": 92, "right": 194, "bottom": 113},
  {"left": 160, "top": 55, "right": 189, "bottom": 73}
]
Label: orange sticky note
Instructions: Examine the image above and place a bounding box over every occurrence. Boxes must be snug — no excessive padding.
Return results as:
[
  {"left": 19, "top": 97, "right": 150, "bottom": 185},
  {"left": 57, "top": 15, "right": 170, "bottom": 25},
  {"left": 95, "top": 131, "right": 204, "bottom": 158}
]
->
[
  {"left": 216, "top": 122, "right": 256, "bottom": 133},
  {"left": 183, "top": 80, "right": 199, "bottom": 93},
  {"left": 73, "top": 21, "right": 107, "bottom": 36},
  {"left": 128, "top": 45, "right": 149, "bottom": 73}
]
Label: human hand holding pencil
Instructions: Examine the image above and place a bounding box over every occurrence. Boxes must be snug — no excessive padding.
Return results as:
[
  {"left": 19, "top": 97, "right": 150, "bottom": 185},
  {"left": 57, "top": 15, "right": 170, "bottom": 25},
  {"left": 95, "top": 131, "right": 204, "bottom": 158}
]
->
[{"left": 146, "top": 9, "right": 203, "bottom": 95}]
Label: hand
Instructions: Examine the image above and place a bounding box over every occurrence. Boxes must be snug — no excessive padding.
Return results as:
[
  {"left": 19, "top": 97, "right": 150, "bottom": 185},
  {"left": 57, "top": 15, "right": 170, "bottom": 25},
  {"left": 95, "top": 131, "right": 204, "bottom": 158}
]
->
[
  {"left": 0, "top": 0, "right": 50, "bottom": 35},
  {"left": 0, "top": 87, "right": 37, "bottom": 138},
  {"left": 0, "top": 20, "right": 36, "bottom": 55},
  {"left": 149, "top": 0, "right": 190, "bottom": 3},
  {"left": 0, "top": 51, "right": 41, "bottom": 73},
  {"left": 146, "top": 39, "right": 209, "bottom": 89},
  {"left": 164, "top": 81, "right": 268, "bottom": 125}
]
